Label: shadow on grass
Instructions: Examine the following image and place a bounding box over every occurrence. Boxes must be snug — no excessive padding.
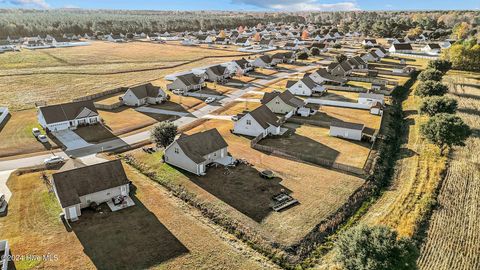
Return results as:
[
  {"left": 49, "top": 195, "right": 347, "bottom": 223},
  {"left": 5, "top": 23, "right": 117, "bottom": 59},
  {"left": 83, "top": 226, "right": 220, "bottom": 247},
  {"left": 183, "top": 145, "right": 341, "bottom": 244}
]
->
[
  {"left": 70, "top": 192, "right": 189, "bottom": 270},
  {"left": 185, "top": 163, "right": 292, "bottom": 223}
]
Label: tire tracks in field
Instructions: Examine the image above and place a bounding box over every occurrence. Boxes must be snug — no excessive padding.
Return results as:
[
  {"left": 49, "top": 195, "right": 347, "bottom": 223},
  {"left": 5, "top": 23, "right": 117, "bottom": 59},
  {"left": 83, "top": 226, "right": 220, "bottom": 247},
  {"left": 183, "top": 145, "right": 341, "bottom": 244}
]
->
[{"left": 0, "top": 53, "right": 257, "bottom": 77}]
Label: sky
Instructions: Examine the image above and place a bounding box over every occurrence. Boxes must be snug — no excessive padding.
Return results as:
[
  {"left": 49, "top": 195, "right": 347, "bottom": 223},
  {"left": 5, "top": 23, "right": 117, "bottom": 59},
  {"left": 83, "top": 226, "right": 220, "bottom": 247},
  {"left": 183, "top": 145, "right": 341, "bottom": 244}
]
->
[{"left": 0, "top": 0, "right": 479, "bottom": 11}]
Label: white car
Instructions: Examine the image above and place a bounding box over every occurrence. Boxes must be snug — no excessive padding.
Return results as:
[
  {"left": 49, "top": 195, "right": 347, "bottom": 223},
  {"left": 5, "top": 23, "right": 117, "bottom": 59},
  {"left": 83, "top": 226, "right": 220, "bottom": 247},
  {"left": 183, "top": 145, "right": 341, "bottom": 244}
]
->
[
  {"left": 44, "top": 156, "right": 65, "bottom": 165},
  {"left": 205, "top": 97, "right": 216, "bottom": 104},
  {"left": 37, "top": 134, "right": 48, "bottom": 143},
  {"left": 172, "top": 89, "right": 184, "bottom": 95},
  {"left": 32, "top": 128, "right": 41, "bottom": 137},
  {"left": 231, "top": 115, "right": 239, "bottom": 121}
]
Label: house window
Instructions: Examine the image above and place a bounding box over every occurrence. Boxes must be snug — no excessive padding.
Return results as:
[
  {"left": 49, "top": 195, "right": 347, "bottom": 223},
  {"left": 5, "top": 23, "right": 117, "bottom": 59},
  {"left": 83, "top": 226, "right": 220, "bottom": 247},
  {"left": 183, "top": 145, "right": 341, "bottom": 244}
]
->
[
  {"left": 246, "top": 120, "right": 252, "bottom": 125},
  {"left": 174, "top": 148, "right": 179, "bottom": 154},
  {"left": 298, "top": 84, "right": 302, "bottom": 88},
  {"left": 275, "top": 101, "right": 280, "bottom": 104}
]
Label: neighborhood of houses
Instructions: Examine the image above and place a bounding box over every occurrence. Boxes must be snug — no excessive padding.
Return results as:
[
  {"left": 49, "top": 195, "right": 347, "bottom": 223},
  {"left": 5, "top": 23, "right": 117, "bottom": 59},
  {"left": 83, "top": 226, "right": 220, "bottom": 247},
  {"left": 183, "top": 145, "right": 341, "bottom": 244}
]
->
[{"left": 0, "top": 20, "right": 455, "bottom": 269}]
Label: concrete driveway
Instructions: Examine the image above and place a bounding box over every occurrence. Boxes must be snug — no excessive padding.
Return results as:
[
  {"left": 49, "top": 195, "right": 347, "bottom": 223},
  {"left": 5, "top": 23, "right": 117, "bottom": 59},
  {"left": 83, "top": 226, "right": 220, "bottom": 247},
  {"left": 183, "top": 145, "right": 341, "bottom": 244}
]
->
[
  {"left": 135, "top": 106, "right": 189, "bottom": 117},
  {"left": 53, "top": 130, "right": 93, "bottom": 150}
]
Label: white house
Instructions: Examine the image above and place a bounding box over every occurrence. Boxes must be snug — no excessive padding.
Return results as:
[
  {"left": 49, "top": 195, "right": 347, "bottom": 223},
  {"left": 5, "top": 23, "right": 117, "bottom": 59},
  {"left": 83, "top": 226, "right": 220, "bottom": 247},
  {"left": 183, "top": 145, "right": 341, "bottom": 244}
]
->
[
  {"left": 286, "top": 76, "right": 325, "bottom": 96},
  {"left": 233, "top": 105, "right": 282, "bottom": 137},
  {"left": 106, "top": 34, "right": 125, "bottom": 43},
  {"left": 260, "top": 91, "right": 305, "bottom": 115},
  {"left": 181, "top": 38, "right": 198, "bottom": 46},
  {"left": 373, "top": 47, "right": 388, "bottom": 58},
  {"left": 167, "top": 73, "right": 206, "bottom": 92},
  {"left": 37, "top": 100, "right": 100, "bottom": 132},
  {"left": 308, "top": 68, "right": 346, "bottom": 85},
  {"left": 330, "top": 61, "right": 353, "bottom": 77},
  {"left": 389, "top": 43, "right": 413, "bottom": 53},
  {"left": 362, "top": 39, "right": 377, "bottom": 47},
  {"left": 197, "top": 35, "right": 214, "bottom": 44},
  {"left": 164, "top": 128, "right": 231, "bottom": 176},
  {"left": 205, "top": 64, "right": 231, "bottom": 82},
  {"left": 251, "top": 55, "right": 275, "bottom": 68},
  {"left": 225, "top": 58, "right": 254, "bottom": 75},
  {"left": 52, "top": 159, "right": 132, "bottom": 221},
  {"left": 370, "top": 102, "right": 384, "bottom": 115},
  {"left": 121, "top": 83, "right": 167, "bottom": 107},
  {"left": 421, "top": 43, "right": 441, "bottom": 55},
  {"left": 358, "top": 93, "right": 385, "bottom": 106},
  {"left": 361, "top": 51, "right": 381, "bottom": 62},
  {"left": 329, "top": 121, "right": 364, "bottom": 141},
  {"left": 0, "top": 40, "right": 16, "bottom": 52}
]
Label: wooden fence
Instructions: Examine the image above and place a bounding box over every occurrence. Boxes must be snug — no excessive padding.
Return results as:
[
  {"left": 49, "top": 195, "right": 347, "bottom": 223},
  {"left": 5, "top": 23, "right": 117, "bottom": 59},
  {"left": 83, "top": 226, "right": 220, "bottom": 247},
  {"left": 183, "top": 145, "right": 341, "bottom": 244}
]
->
[
  {"left": 286, "top": 117, "right": 330, "bottom": 128},
  {"left": 72, "top": 87, "right": 127, "bottom": 102},
  {"left": 325, "top": 85, "right": 366, "bottom": 92}
]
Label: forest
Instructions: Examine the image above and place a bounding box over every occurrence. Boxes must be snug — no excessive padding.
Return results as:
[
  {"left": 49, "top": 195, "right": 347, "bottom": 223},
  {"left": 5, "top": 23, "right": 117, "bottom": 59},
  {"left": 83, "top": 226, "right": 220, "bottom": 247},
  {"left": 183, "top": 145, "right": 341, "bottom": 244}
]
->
[{"left": 0, "top": 9, "right": 478, "bottom": 38}]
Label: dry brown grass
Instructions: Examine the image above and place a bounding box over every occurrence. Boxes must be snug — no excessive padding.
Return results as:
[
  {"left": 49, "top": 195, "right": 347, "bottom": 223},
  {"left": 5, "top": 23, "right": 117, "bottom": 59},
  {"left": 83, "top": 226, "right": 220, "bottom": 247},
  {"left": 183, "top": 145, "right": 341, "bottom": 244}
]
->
[
  {"left": 318, "top": 106, "right": 382, "bottom": 130},
  {"left": 417, "top": 70, "right": 480, "bottom": 270},
  {"left": 0, "top": 166, "right": 273, "bottom": 270},
  {"left": 132, "top": 119, "right": 364, "bottom": 246}
]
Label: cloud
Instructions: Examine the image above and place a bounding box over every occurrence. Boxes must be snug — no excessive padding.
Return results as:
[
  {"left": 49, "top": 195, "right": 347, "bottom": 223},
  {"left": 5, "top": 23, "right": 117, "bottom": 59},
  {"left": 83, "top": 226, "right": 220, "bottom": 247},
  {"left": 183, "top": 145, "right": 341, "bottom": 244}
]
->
[
  {"left": 1, "top": 0, "right": 49, "bottom": 9},
  {"left": 233, "top": 0, "right": 360, "bottom": 11}
]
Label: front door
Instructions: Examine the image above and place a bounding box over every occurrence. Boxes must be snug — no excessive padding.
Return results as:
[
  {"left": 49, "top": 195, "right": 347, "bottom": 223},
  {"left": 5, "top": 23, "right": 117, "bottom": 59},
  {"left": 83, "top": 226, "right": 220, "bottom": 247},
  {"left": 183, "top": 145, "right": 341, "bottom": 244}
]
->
[{"left": 68, "top": 207, "right": 78, "bottom": 220}]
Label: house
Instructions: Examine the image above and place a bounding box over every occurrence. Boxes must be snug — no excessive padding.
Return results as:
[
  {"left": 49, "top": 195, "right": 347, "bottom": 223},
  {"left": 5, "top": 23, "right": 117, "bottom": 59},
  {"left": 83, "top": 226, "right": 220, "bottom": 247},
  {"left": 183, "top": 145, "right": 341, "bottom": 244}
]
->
[
  {"left": 362, "top": 39, "right": 377, "bottom": 47},
  {"left": 271, "top": 52, "right": 295, "bottom": 64},
  {"left": 283, "top": 42, "right": 299, "bottom": 51},
  {"left": 361, "top": 51, "right": 380, "bottom": 62},
  {"left": 205, "top": 65, "right": 231, "bottom": 82},
  {"left": 370, "top": 102, "right": 384, "bottom": 115},
  {"left": 286, "top": 76, "right": 325, "bottom": 96},
  {"left": 309, "top": 42, "right": 328, "bottom": 52},
  {"left": 259, "top": 39, "right": 274, "bottom": 48},
  {"left": 226, "top": 58, "right": 254, "bottom": 75},
  {"left": 52, "top": 159, "right": 132, "bottom": 221},
  {"left": 358, "top": 93, "right": 385, "bottom": 106},
  {"left": 421, "top": 43, "right": 441, "bottom": 55},
  {"left": 164, "top": 128, "right": 231, "bottom": 176},
  {"left": 181, "top": 38, "right": 197, "bottom": 46},
  {"left": 234, "top": 37, "right": 251, "bottom": 46},
  {"left": 0, "top": 40, "right": 16, "bottom": 52},
  {"left": 347, "top": 56, "right": 368, "bottom": 69},
  {"left": 215, "top": 37, "right": 229, "bottom": 45},
  {"left": 37, "top": 100, "right": 100, "bottom": 132},
  {"left": 251, "top": 55, "right": 275, "bottom": 68},
  {"left": 329, "top": 121, "right": 364, "bottom": 141},
  {"left": 371, "top": 82, "right": 385, "bottom": 91},
  {"left": 148, "top": 33, "right": 163, "bottom": 41},
  {"left": 167, "top": 73, "right": 206, "bottom": 92},
  {"left": 260, "top": 91, "right": 305, "bottom": 115},
  {"left": 106, "top": 34, "right": 125, "bottom": 43},
  {"left": 197, "top": 35, "right": 214, "bottom": 44},
  {"left": 330, "top": 61, "right": 353, "bottom": 77},
  {"left": 373, "top": 47, "right": 388, "bottom": 58},
  {"left": 233, "top": 105, "right": 282, "bottom": 137},
  {"left": 389, "top": 43, "right": 413, "bottom": 53},
  {"left": 440, "top": 40, "right": 455, "bottom": 49},
  {"left": 308, "top": 68, "right": 347, "bottom": 85},
  {"left": 121, "top": 83, "right": 167, "bottom": 106}
]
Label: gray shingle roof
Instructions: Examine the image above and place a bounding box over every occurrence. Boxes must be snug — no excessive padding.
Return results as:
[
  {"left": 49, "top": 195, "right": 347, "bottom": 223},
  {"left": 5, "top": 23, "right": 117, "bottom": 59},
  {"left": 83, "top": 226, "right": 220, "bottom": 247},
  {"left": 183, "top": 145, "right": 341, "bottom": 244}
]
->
[
  {"left": 247, "top": 105, "right": 281, "bottom": 129},
  {"left": 39, "top": 100, "right": 98, "bottom": 124},
  {"left": 176, "top": 128, "right": 228, "bottom": 164},
  {"left": 261, "top": 91, "right": 304, "bottom": 108}
]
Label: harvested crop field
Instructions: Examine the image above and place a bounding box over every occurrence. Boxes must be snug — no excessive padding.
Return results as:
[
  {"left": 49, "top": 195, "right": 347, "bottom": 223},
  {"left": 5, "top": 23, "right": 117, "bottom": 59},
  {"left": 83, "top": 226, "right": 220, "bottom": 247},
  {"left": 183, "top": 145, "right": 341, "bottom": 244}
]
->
[{"left": 417, "top": 70, "right": 480, "bottom": 270}]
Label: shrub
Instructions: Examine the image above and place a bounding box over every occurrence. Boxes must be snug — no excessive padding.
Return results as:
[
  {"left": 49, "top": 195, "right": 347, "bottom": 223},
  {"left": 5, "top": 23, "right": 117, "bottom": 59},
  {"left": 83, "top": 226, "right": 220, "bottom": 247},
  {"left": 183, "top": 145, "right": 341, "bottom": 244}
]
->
[
  {"left": 427, "top": 59, "right": 452, "bottom": 73},
  {"left": 333, "top": 43, "right": 342, "bottom": 49},
  {"left": 419, "top": 96, "right": 458, "bottom": 116},
  {"left": 420, "top": 113, "right": 471, "bottom": 154},
  {"left": 296, "top": 51, "right": 309, "bottom": 60},
  {"left": 310, "top": 47, "right": 320, "bottom": 56},
  {"left": 335, "top": 225, "right": 419, "bottom": 270},
  {"left": 150, "top": 121, "right": 177, "bottom": 148},
  {"left": 415, "top": 80, "right": 448, "bottom": 97},
  {"left": 418, "top": 68, "right": 444, "bottom": 81}
]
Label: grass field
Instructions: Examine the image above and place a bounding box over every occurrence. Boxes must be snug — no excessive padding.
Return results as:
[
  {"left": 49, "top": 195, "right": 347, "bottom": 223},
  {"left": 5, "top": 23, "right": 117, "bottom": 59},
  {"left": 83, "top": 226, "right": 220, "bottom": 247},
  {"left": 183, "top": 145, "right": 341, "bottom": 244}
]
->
[
  {"left": 417, "top": 70, "right": 480, "bottom": 270},
  {"left": 0, "top": 166, "right": 274, "bottom": 270},
  {"left": 0, "top": 109, "right": 58, "bottom": 157},
  {"left": 130, "top": 119, "right": 364, "bottom": 246},
  {"left": 308, "top": 106, "right": 382, "bottom": 130}
]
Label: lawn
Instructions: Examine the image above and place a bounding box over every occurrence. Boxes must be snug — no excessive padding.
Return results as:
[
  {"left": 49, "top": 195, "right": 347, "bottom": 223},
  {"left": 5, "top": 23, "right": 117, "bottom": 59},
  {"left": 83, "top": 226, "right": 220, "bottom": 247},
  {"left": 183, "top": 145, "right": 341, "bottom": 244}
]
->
[
  {"left": 217, "top": 101, "right": 261, "bottom": 116},
  {"left": 0, "top": 166, "right": 272, "bottom": 270},
  {"left": 317, "top": 106, "right": 382, "bottom": 130},
  {"left": 0, "top": 109, "right": 59, "bottom": 158},
  {"left": 321, "top": 90, "right": 359, "bottom": 102},
  {"left": 131, "top": 119, "right": 364, "bottom": 245}
]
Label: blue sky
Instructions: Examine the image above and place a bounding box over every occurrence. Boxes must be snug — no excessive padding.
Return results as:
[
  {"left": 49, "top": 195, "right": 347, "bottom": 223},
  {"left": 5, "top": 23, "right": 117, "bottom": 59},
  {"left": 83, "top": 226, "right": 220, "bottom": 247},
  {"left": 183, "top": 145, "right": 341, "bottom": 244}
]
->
[{"left": 1, "top": 0, "right": 479, "bottom": 11}]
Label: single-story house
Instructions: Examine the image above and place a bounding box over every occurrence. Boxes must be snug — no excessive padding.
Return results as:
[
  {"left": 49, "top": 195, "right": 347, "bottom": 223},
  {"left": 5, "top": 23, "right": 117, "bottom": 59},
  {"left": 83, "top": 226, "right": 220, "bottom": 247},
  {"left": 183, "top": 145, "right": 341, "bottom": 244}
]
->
[
  {"left": 362, "top": 39, "right": 377, "bottom": 47},
  {"left": 361, "top": 51, "right": 381, "bottom": 62},
  {"left": 38, "top": 100, "right": 100, "bottom": 132},
  {"left": 307, "top": 68, "right": 346, "bottom": 85},
  {"left": 251, "top": 55, "right": 275, "bottom": 68},
  {"left": 121, "top": 83, "right": 167, "bottom": 106},
  {"left": 286, "top": 76, "right": 325, "bottom": 96},
  {"left": 330, "top": 61, "right": 353, "bottom": 77},
  {"left": 329, "top": 121, "right": 365, "bottom": 141},
  {"left": 164, "top": 128, "right": 231, "bottom": 176},
  {"left": 389, "top": 43, "right": 413, "bottom": 53},
  {"left": 52, "top": 159, "right": 132, "bottom": 221},
  {"left": 358, "top": 93, "right": 385, "bottom": 106},
  {"left": 421, "top": 43, "right": 441, "bottom": 55},
  {"left": 205, "top": 64, "right": 231, "bottom": 82},
  {"left": 167, "top": 73, "right": 206, "bottom": 92},
  {"left": 260, "top": 90, "right": 305, "bottom": 115},
  {"left": 233, "top": 105, "right": 282, "bottom": 137}
]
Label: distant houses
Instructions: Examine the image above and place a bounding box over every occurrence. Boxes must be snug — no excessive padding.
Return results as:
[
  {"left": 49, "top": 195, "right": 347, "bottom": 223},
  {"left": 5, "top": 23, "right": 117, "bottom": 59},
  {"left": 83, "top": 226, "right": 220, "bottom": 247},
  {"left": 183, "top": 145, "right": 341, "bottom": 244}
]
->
[
  {"left": 164, "top": 128, "right": 232, "bottom": 175},
  {"left": 37, "top": 100, "right": 100, "bottom": 132},
  {"left": 121, "top": 83, "right": 168, "bottom": 107}
]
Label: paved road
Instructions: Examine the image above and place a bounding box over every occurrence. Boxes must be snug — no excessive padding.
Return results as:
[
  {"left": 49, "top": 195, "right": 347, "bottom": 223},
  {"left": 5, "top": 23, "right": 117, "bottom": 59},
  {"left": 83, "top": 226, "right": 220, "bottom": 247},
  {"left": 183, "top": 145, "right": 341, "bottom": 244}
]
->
[
  {"left": 135, "top": 106, "right": 189, "bottom": 117},
  {"left": 0, "top": 65, "right": 315, "bottom": 172}
]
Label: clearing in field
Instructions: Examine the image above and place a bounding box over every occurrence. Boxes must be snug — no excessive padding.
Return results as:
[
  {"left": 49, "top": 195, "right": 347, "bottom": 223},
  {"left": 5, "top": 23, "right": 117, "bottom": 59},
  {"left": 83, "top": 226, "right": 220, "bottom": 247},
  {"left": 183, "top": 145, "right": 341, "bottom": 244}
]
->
[
  {"left": 0, "top": 166, "right": 272, "bottom": 270},
  {"left": 130, "top": 119, "right": 364, "bottom": 245}
]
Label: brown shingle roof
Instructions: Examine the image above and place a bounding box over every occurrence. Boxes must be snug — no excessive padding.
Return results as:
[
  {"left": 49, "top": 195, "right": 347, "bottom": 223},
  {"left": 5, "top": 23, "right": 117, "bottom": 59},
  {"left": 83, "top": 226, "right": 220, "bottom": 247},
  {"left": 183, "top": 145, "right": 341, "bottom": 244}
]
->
[
  {"left": 176, "top": 128, "right": 228, "bottom": 164},
  {"left": 52, "top": 160, "right": 129, "bottom": 208},
  {"left": 128, "top": 83, "right": 163, "bottom": 99},
  {"left": 261, "top": 91, "right": 304, "bottom": 108},
  {"left": 247, "top": 105, "right": 281, "bottom": 129},
  {"left": 39, "top": 100, "right": 98, "bottom": 124}
]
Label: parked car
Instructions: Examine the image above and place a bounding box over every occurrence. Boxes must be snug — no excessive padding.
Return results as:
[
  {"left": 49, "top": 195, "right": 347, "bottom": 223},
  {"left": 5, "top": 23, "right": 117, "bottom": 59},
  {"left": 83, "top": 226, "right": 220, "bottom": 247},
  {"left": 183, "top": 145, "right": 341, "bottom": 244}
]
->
[
  {"left": 172, "top": 89, "right": 184, "bottom": 95},
  {"left": 0, "top": 193, "right": 7, "bottom": 214},
  {"left": 44, "top": 156, "right": 65, "bottom": 165},
  {"left": 37, "top": 134, "right": 48, "bottom": 143},
  {"left": 205, "top": 97, "right": 216, "bottom": 104},
  {"left": 32, "top": 128, "right": 41, "bottom": 137},
  {"left": 231, "top": 115, "right": 239, "bottom": 121}
]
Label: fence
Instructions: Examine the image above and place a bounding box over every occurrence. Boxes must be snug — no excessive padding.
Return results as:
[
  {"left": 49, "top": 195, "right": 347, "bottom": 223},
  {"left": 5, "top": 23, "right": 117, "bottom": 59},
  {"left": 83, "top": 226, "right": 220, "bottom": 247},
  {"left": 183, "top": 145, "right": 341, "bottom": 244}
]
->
[
  {"left": 94, "top": 102, "right": 123, "bottom": 110},
  {"left": 184, "top": 91, "right": 224, "bottom": 99},
  {"left": 72, "top": 87, "right": 127, "bottom": 102},
  {"left": 0, "top": 107, "right": 9, "bottom": 126},
  {"left": 390, "top": 52, "right": 439, "bottom": 60},
  {"left": 324, "top": 85, "right": 366, "bottom": 92},
  {"left": 286, "top": 116, "right": 330, "bottom": 128},
  {"left": 306, "top": 99, "right": 370, "bottom": 110}
]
